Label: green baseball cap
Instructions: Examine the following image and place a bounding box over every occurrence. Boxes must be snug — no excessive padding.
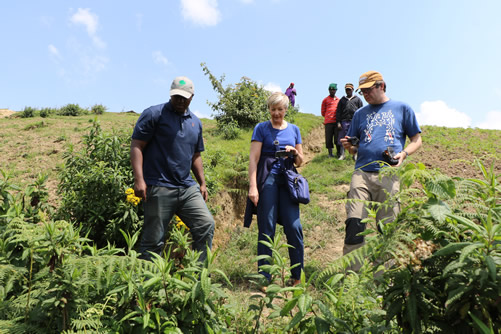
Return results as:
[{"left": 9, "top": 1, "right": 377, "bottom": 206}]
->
[{"left": 328, "top": 83, "right": 337, "bottom": 90}]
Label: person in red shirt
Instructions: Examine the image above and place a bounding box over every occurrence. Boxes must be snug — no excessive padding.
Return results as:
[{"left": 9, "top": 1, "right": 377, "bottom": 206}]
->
[{"left": 321, "top": 83, "right": 341, "bottom": 158}]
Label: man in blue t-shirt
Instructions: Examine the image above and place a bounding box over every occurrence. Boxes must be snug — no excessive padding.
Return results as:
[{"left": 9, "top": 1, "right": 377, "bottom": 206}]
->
[
  {"left": 130, "top": 76, "right": 214, "bottom": 262},
  {"left": 340, "top": 71, "right": 422, "bottom": 258}
]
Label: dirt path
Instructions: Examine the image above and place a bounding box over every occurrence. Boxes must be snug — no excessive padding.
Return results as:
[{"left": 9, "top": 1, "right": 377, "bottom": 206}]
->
[{"left": 300, "top": 126, "right": 347, "bottom": 265}]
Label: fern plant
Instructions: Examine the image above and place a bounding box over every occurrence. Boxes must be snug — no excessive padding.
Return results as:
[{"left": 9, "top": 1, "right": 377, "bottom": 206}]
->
[{"left": 381, "top": 160, "right": 501, "bottom": 333}]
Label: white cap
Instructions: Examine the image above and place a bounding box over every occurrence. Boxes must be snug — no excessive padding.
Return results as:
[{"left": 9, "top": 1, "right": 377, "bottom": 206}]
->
[{"left": 170, "top": 76, "right": 194, "bottom": 98}]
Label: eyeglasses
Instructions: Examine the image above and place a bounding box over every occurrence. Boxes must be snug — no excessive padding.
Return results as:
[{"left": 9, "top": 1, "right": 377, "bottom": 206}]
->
[{"left": 358, "top": 84, "right": 379, "bottom": 95}]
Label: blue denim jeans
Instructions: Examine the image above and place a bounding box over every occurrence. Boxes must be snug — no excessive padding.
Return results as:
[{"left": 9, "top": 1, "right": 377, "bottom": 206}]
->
[
  {"left": 338, "top": 121, "right": 352, "bottom": 145},
  {"left": 257, "top": 172, "right": 304, "bottom": 280},
  {"left": 139, "top": 185, "right": 215, "bottom": 263}
]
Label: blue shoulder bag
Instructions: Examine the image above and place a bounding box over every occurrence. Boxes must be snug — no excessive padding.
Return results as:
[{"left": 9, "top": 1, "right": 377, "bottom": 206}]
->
[{"left": 276, "top": 150, "right": 310, "bottom": 205}]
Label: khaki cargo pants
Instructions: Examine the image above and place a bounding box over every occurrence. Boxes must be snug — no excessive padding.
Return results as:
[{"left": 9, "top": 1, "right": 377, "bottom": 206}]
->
[{"left": 343, "top": 169, "right": 400, "bottom": 255}]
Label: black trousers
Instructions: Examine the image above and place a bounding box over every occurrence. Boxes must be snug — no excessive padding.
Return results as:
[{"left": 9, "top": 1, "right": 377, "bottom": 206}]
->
[{"left": 324, "top": 123, "right": 341, "bottom": 155}]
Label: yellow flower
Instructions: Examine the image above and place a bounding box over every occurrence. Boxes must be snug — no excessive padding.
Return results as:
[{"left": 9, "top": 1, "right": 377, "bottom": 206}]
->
[
  {"left": 175, "top": 215, "right": 189, "bottom": 231},
  {"left": 125, "top": 188, "right": 141, "bottom": 206}
]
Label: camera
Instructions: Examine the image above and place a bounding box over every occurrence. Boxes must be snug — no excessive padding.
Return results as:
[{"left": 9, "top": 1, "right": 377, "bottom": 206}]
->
[
  {"left": 347, "top": 136, "right": 359, "bottom": 146},
  {"left": 382, "top": 147, "right": 399, "bottom": 165},
  {"left": 275, "top": 150, "right": 294, "bottom": 158}
]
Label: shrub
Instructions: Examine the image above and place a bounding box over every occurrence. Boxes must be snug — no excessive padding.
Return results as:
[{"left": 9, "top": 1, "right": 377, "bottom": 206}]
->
[
  {"left": 20, "top": 106, "right": 37, "bottom": 118},
  {"left": 90, "top": 104, "right": 107, "bottom": 115},
  {"left": 201, "top": 62, "right": 297, "bottom": 132},
  {"left": 57, "top": 120, "right": 142, "bottom": 248},
  {"left": 39, "top": 107, "right": 56, "bottom": 118},
  {"left": 218, "top": 119, "right": 240, "bottom": 140},
  {"left": 58, "top": 103, "right": 87, "bottom": 116}
]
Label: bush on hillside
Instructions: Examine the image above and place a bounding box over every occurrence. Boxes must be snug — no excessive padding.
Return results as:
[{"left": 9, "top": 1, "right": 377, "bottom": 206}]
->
[
  {"left": 58, "top": 103, "right": 88, "bottom": 116},
  {"left": 201, "top": 62, "right": 297, "bottom": 133},
  {"left": 91, "top": 104, "right": 107, "bottom": 115},
  {"left": 40, "top": 107, "right": 57, "bottom": 118},
  {"left": 20, "top": 106, "right": 37, "bottom": 118},
  {"left": 57, "top": 120, "right": 142, "bottom": 248}
]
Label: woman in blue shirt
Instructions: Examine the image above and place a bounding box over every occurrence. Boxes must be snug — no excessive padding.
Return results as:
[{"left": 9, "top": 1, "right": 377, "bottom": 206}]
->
[{"left": 248, "top": 92, "right": 305, "bottom": 288}]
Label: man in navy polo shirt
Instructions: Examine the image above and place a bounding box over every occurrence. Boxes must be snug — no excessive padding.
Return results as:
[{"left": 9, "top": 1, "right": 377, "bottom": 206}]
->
[{"left": 130, "top": 76, "right": 215, "bottom": 262}]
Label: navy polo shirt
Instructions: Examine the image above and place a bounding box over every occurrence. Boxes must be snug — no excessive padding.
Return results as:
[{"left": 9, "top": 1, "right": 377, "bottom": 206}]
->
[{"left": 132, "top": 102, "right": 204, "bottom": 188}]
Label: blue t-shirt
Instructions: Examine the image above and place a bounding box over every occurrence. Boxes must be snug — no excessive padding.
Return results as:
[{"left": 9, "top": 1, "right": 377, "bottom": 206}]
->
[
  {"left": 251, "top": 121, "right": 302, "bottom": 174},
  {"left": 347, "top": 99, "right": 421, "bottom": 172},
  {"left": 132, "top": 102, "right": 204, "bottom": 188}
]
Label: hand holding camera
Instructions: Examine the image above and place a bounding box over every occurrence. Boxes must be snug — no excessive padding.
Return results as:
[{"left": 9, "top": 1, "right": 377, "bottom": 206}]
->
[
  {"left": 275, "top": 150, "right": 294, "bottom": 158},
  {"left": 382, "top": 147, "right": 399, "bottom": 166},
  {"left": 347, "top": 136, "right": 359, "bottom": 146}
]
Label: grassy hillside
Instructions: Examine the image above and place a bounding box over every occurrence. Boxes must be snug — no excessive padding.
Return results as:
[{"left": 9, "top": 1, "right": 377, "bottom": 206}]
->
[
  {"left": 2, "top": 111, "right": 498, "bottom": 272},
  {"left": 1, "top": 111, "right": 500, "bottom": 332}
]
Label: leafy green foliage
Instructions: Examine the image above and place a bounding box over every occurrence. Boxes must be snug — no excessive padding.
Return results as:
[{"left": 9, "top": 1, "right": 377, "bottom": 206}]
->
[
  {"left": 246, "top": 235, "right": 388, "bottom": 333},
  {"left": 39, "top": 107, "right": 57, "bottom": 118},
  {"left": 58, "top": 104, "right": 88, "bottom": 116},
  {"left": 90, "top": 104, "right": 107, "bottom": 115},
  {"left": 14, "top": 104, "right": 105, "bottom": 118},
  {"left": 1, "top": 179, "right": 232, "bottom": 333},
  {"left": 314, "top": 160, "right": 501, "bottom": 333},
  {"left": 20, "top": 106, "right": 36, "bottom": 118},
  {"left": 201, "top": 62, "right": 297, "bottom": 133},
  {"left": 57, "top": 120, "right": 142, "bottom": 248},
  {"left": 0, "top": 171, "right": 52, "bottom": 225},
  {"left": 1, "top": 70, "right": 500, "bottom": 332}
]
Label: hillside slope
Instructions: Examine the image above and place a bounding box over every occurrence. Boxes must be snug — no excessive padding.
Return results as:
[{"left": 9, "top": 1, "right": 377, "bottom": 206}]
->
[{"left": 1, "top": 113, "right": 499, "bottom": 274}]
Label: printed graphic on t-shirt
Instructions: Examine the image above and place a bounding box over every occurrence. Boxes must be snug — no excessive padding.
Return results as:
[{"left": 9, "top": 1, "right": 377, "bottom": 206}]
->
[{"left": 363, "top": 110, "right": 396, "bottom": 145}]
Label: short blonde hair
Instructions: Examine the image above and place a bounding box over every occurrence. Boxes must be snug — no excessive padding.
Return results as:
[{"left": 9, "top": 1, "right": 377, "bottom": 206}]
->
[{"left": 267, "top": 92, "right": 289, "bottom": 109}]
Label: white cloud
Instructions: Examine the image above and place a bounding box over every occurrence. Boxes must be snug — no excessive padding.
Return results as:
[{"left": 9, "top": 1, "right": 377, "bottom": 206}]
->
[
  {"left": 416, "top": 100, "right": 471, "bottom": 128},
  {"left": 71, "top": 8, "right": 97, "bottom": 34},
  {"left": 70, "top": 8, "right": 106, "bottom": 48},
  {"left": 475, "top": 111, "right": 501, "bottom": 130},
  {"left": 152, "top": 51, "right": 169, "bottom": 66},
  {"left": 48, "top": 44, "right": 62, "bottom": 60},
  {"left": 181, "top": 0, "right": 221, "bottom": 26},
  {"left": 193, "top": 109, "right": 213, "bottom": 119},
  {"left": 263, "top": 82, "right": 281, "bottom": 93}
]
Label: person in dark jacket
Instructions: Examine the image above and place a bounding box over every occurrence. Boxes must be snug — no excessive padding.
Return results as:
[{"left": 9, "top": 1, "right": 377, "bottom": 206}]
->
[{"left": 336, "top": 83, "right": 363, "bottom": 160}]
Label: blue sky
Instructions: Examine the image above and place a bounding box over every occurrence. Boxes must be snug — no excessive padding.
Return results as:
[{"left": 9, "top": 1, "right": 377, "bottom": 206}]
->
[{"left": 1, "top": 0, "right": 501, "bottom": 130}]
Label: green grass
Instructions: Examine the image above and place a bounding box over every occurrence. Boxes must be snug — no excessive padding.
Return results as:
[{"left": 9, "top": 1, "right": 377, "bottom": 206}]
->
[
  {"left": 421, "top": 125, "right": 500, "bottom": 156},
  {"left": 1, "top": 110, "right": 500, "bottom": 332}
]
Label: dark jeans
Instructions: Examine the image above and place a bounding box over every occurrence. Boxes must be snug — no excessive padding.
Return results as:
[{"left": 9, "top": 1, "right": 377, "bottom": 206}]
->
[
  {"left": 338, "top": 121, "right": 351, "bottom": 146},
  {"left": 140, "top": 185, "right": 215, "bottom": 263},
  {"left": 257, "top": 172, "right": 304, "bottom": 280},
  {"left": 324, "top": 123, "right": 341, "bottom": 155}
]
